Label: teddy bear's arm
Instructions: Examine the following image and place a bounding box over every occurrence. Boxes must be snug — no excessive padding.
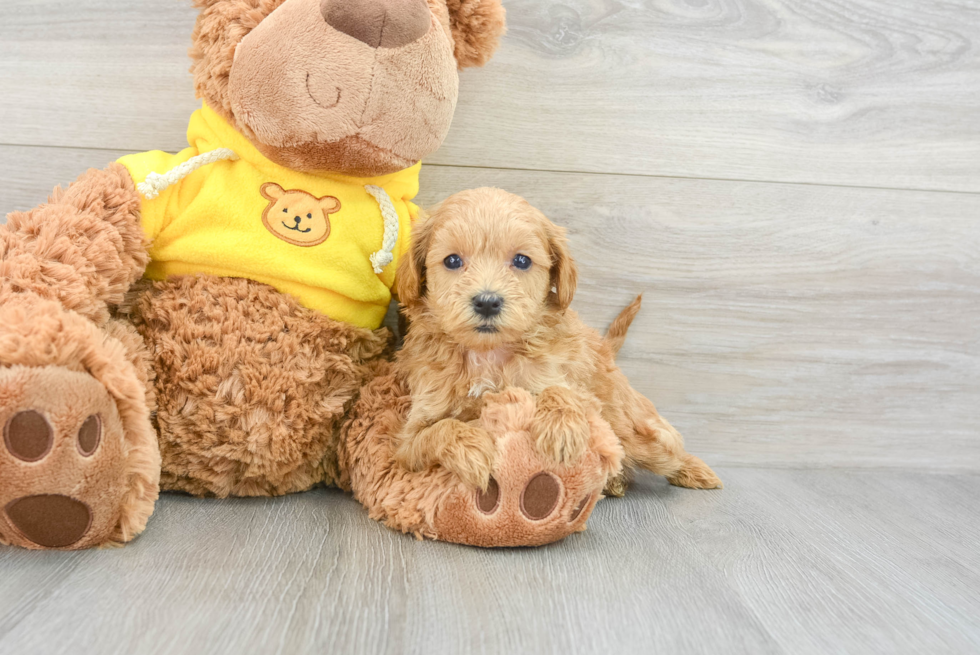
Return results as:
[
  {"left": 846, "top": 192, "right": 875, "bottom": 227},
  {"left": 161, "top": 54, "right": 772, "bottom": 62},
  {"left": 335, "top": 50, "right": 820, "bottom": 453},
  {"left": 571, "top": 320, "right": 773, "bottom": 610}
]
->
[{"left": 1, "top": 163, "right": 148, "bottom": 325}]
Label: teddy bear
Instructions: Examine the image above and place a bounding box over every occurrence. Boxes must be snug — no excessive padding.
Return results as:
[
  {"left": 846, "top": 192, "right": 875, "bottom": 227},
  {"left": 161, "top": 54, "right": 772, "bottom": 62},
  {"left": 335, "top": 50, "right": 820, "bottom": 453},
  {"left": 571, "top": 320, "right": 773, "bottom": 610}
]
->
[{"left": 0, "top": 0, "right": 620, "bottom": 550}]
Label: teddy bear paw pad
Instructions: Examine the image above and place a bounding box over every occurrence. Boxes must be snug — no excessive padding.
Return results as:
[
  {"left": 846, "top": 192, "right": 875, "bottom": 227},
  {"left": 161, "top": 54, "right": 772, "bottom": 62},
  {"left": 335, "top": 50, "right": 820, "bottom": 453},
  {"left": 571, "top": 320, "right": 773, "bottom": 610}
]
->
[
  {"left": 436, "top": 457, "right": 606, "bottom": 548},
  {"left": 0, "top": 366, "right": 128, "bottom": 550}
]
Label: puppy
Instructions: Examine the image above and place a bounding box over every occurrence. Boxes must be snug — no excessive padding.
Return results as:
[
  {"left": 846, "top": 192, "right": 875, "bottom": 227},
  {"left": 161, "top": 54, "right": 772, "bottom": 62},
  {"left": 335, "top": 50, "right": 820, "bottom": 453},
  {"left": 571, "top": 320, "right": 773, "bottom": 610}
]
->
[{"left": 392, "top": 187, "right": 722, "bottom": 493}]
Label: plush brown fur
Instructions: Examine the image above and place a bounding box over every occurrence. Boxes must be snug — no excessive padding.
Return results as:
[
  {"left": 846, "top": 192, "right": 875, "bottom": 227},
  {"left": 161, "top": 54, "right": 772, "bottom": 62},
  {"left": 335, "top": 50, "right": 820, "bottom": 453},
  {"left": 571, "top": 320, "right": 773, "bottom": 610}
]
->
[
  {"left": 341, "top": 365, "right": 622, "bottom": 547},
  {"left": 0, "top": 163, "right": 147, "bottom": 326},
  {"left": 445, "top": 0, "right": 507, "bottom": 68},
  {"left": 191, "top": 0, "right": 505, "bottom": 176},
  {"left": 121, "top": 275, "right": 390, "bottom": 497},
  {"left": 393, "top": 188, "right": 723, "bottom": 492}
]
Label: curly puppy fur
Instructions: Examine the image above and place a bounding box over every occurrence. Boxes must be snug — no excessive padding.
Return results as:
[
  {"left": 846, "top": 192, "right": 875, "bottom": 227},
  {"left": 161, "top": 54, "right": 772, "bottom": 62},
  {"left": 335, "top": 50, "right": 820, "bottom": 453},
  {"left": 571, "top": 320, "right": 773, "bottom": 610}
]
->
[{"left": 393, "top": 188, "right": 723, "bottom": 492}]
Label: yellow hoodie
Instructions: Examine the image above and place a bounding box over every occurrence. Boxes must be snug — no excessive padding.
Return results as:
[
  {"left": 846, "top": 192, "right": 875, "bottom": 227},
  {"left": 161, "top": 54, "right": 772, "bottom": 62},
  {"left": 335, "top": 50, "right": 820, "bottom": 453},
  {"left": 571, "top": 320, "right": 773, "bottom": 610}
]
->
[{"left": 118, "top": 103, "right": 419, "bottom": 329}]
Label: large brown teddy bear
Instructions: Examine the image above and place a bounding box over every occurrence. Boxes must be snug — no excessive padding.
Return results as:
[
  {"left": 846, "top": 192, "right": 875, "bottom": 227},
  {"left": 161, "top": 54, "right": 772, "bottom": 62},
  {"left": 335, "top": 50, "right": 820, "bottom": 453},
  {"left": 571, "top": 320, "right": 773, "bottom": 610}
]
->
[{"left": 0, "top": 0, "right": 620, "bottom": 550}]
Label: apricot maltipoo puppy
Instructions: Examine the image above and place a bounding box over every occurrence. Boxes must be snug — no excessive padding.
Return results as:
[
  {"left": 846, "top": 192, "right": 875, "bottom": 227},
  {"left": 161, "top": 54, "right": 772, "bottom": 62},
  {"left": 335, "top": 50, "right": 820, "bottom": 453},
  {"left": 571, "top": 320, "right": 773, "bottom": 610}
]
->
[{"left": 392, "top": 187, "right": 722, "bottom": 493}]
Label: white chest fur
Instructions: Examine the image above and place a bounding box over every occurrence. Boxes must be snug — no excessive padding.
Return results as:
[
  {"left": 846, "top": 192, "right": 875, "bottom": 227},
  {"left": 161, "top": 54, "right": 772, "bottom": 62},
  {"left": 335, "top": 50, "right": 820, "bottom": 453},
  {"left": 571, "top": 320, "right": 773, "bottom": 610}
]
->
[
  {"left": 464, "top": 348, "right": 569, "bottom": 398},
  {"left": 466, "top": 348, "right": 513, "bottom": 398}
]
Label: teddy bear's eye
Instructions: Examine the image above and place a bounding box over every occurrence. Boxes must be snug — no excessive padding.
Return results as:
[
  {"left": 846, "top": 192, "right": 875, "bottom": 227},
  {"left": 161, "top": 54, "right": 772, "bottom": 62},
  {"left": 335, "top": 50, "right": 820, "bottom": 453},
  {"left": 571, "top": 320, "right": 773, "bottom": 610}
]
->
[
  {"left": 283, "top": 208, "right": 288, "bottom": 213},
  {"left": 307, "top": 213, "right": 312, "bottom": 219}
]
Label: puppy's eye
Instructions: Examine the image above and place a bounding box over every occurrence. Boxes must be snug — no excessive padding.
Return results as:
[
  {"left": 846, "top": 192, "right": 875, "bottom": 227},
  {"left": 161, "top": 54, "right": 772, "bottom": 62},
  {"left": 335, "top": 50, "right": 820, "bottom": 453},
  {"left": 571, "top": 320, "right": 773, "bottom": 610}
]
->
[
  {"left": 512, "top": 254, "right": 532, "bottom": 270},
  {"left": 444, "top": 254, "right": 464, "bottom": 270},
  {"left": 307, "top": 213, "right": 312, "bottom": 219},
  {"left": 283, "top": 208, "right": 289, "bottom": 213}
]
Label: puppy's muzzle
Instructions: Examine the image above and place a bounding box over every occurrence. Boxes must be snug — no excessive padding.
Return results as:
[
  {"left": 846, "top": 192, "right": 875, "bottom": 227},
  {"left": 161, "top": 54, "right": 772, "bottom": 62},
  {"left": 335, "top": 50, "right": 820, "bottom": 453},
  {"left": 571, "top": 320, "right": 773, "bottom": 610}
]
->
[{"left": 472, "top": 292, "right": 504, "bottom": 319}]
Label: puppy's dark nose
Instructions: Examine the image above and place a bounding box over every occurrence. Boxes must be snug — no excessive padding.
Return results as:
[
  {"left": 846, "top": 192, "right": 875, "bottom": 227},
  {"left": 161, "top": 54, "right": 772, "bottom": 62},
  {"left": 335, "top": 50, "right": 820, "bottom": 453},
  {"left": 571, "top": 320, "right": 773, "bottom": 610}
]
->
[
  {"left": 322, "top": 0, "right": 430, "bottom": 49},
  {"left": 473, "top": 293, "right": 504, "bottom": 319}
]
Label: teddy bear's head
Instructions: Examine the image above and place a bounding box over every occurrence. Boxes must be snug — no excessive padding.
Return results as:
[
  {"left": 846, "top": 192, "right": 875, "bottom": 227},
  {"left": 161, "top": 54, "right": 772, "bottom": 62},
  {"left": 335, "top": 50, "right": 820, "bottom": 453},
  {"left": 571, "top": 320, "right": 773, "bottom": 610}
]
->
[{"left": 190, "top": 0, "right": 505, "bottom": 177}]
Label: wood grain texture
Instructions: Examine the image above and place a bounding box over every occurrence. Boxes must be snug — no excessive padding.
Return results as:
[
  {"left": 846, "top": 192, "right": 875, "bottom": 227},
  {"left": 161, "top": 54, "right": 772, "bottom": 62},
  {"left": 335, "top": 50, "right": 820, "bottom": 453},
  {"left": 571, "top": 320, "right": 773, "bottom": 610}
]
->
[
  {"left": 0, "top": 469, "right": 977, "bottom": 655},
  {"left": 2, "top": 145, "right": 979, "bottom": 470},
  {"left": 2, "top": 0, "right": 979, "bottom": 191}
]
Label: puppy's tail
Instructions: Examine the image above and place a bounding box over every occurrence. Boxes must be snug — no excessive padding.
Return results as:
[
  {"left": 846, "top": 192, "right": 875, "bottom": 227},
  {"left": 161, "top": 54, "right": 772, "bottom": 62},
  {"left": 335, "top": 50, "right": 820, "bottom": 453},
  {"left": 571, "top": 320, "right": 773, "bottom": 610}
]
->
[{"left": 605, "top": 294, "right": 642, "bottom": 357}]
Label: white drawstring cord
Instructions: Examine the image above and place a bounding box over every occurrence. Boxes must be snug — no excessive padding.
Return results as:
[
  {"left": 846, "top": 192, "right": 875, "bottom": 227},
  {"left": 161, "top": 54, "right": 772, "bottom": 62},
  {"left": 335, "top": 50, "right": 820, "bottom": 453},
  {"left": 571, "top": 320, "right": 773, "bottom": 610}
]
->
[
  {"left": 137, "top": 148, "right": 239, "bottom": 199},
  {"left": 364, "top": 184, "right": 399, "bottom": 274}
]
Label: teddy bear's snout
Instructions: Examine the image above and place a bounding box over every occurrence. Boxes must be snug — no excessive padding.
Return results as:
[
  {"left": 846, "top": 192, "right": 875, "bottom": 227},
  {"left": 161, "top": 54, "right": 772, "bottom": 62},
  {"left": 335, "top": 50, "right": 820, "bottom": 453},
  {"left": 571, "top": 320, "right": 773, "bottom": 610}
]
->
[{"left": 321, "top": 0, "right": 430, "bottom": 49}]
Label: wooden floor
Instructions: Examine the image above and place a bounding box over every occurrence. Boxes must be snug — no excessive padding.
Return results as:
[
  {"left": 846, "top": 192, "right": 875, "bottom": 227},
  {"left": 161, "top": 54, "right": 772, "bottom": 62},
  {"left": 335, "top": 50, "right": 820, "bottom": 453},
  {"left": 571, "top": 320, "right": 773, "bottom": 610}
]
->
[
  {"left": 0, "top": 469, "right": 978, "bottom": 655},
  {"left": 2, "top": 0, "right": 979, "bottom": 653}
]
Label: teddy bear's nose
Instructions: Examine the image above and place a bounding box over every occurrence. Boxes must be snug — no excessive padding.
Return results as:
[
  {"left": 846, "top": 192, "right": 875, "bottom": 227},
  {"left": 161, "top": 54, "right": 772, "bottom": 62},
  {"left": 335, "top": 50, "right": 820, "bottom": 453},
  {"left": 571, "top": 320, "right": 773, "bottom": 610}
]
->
[{"left": 321, "top": 0, "right": 430, "bottom": 49}]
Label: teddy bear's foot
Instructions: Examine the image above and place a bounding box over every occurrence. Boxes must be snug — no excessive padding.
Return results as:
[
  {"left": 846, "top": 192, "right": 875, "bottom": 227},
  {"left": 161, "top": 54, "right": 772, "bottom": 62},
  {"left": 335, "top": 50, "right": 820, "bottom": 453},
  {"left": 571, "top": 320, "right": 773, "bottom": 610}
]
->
[
  {"left": 0, "top": 296, "right": 160, "bottom": 550},
  {"left": 0, "top": 366, "right": 133, "bottom": 549},
  {"left": 341, "top": 372, "right": 624, "bottom": 547}
]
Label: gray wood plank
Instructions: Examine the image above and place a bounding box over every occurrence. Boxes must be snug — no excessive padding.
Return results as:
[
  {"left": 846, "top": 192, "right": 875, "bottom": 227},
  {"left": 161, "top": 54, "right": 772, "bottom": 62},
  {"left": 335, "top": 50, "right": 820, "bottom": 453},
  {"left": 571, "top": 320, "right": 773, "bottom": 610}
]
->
[
  {"left": 670, "top": 468, "right": 980, "bottom": 654},
  {"left": 1, "top": 469, "right": 978, "bottom": 654},
  {"left": 2, "top": 0, "right": 979, "bottom": 191},
  {"left": 2, "top": 146, "right": 979, "bottom": 470}
]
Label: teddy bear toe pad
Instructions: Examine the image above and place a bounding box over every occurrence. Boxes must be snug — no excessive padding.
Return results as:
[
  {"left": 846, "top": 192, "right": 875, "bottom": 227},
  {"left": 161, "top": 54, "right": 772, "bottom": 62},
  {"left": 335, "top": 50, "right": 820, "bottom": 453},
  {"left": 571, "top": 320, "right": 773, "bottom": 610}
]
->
[
  {"left": 434, "top": 435, "right": 607, "bottom": 548},
  {"left": 0, "top": 366, "right": 127, "bottom": 550},
  {"left": 479, "top": 470, "right": 596, "bottom": 525}
]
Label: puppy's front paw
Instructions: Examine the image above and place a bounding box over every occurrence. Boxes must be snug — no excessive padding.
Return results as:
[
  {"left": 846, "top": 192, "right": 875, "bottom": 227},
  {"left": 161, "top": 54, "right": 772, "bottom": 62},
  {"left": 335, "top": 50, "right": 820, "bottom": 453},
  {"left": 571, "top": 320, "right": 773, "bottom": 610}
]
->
[
  {"left": 394, "top": 419, "right": 496, "bottom": 491},
  {"left": 437, "top": 423, "right": 496, "bottom": 490},
  {"left": 531, "top": 386, "right": 593, "bottom": 466}
]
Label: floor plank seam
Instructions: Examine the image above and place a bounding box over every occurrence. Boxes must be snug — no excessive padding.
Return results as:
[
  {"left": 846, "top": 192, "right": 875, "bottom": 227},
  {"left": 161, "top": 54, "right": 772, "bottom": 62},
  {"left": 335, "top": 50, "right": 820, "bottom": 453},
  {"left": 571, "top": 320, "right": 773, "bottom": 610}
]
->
[{"left": 3, "top": 143, "right": 979, "bottom": 198}]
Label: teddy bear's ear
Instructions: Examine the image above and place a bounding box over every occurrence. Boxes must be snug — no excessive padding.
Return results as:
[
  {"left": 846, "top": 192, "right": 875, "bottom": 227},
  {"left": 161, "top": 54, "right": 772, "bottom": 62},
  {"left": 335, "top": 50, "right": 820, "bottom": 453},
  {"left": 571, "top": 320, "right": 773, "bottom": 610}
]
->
[
  {"left": 260, "top": 182, "right": 285, "bottom": 201},
  {"left": 190, "top": 0, "right": 278, "bottom": 120},
  {"left": 444, "top": 0, "right": 507, "bottom": 69}
]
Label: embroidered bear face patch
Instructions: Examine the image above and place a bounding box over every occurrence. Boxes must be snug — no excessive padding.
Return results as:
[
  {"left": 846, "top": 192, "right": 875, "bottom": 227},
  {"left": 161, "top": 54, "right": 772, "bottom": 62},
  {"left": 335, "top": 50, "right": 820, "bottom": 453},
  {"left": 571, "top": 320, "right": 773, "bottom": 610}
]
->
[{"left": 260, "top": 183, "right": 341, "bottom": 247}]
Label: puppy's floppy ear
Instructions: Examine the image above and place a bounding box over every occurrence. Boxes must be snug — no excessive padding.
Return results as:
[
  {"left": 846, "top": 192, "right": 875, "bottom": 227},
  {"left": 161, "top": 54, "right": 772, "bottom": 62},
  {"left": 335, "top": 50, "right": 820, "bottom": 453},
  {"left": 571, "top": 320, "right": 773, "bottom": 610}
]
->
[
  {"left": 396, "top": 210, "right": 438, "bottom": 311},
  {"left": 445, "top": 0, "right": 507, "bottom": 69},
  {"left": 546, "top": 222, "right": 578, "bottom": 311}
]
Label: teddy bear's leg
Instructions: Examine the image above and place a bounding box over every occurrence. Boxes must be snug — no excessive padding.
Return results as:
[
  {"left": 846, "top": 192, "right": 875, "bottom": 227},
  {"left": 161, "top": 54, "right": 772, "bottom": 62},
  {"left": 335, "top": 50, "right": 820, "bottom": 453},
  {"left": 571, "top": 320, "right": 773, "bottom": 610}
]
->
[
  {"left": 340, "top": 370, "right": 624, "bottom": 547},
  {"left": 0, "top": 165, "right": 160, "bottom": 549},
  {"left": 123, "top": 275, "right": 391, "bottom": 497}
]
